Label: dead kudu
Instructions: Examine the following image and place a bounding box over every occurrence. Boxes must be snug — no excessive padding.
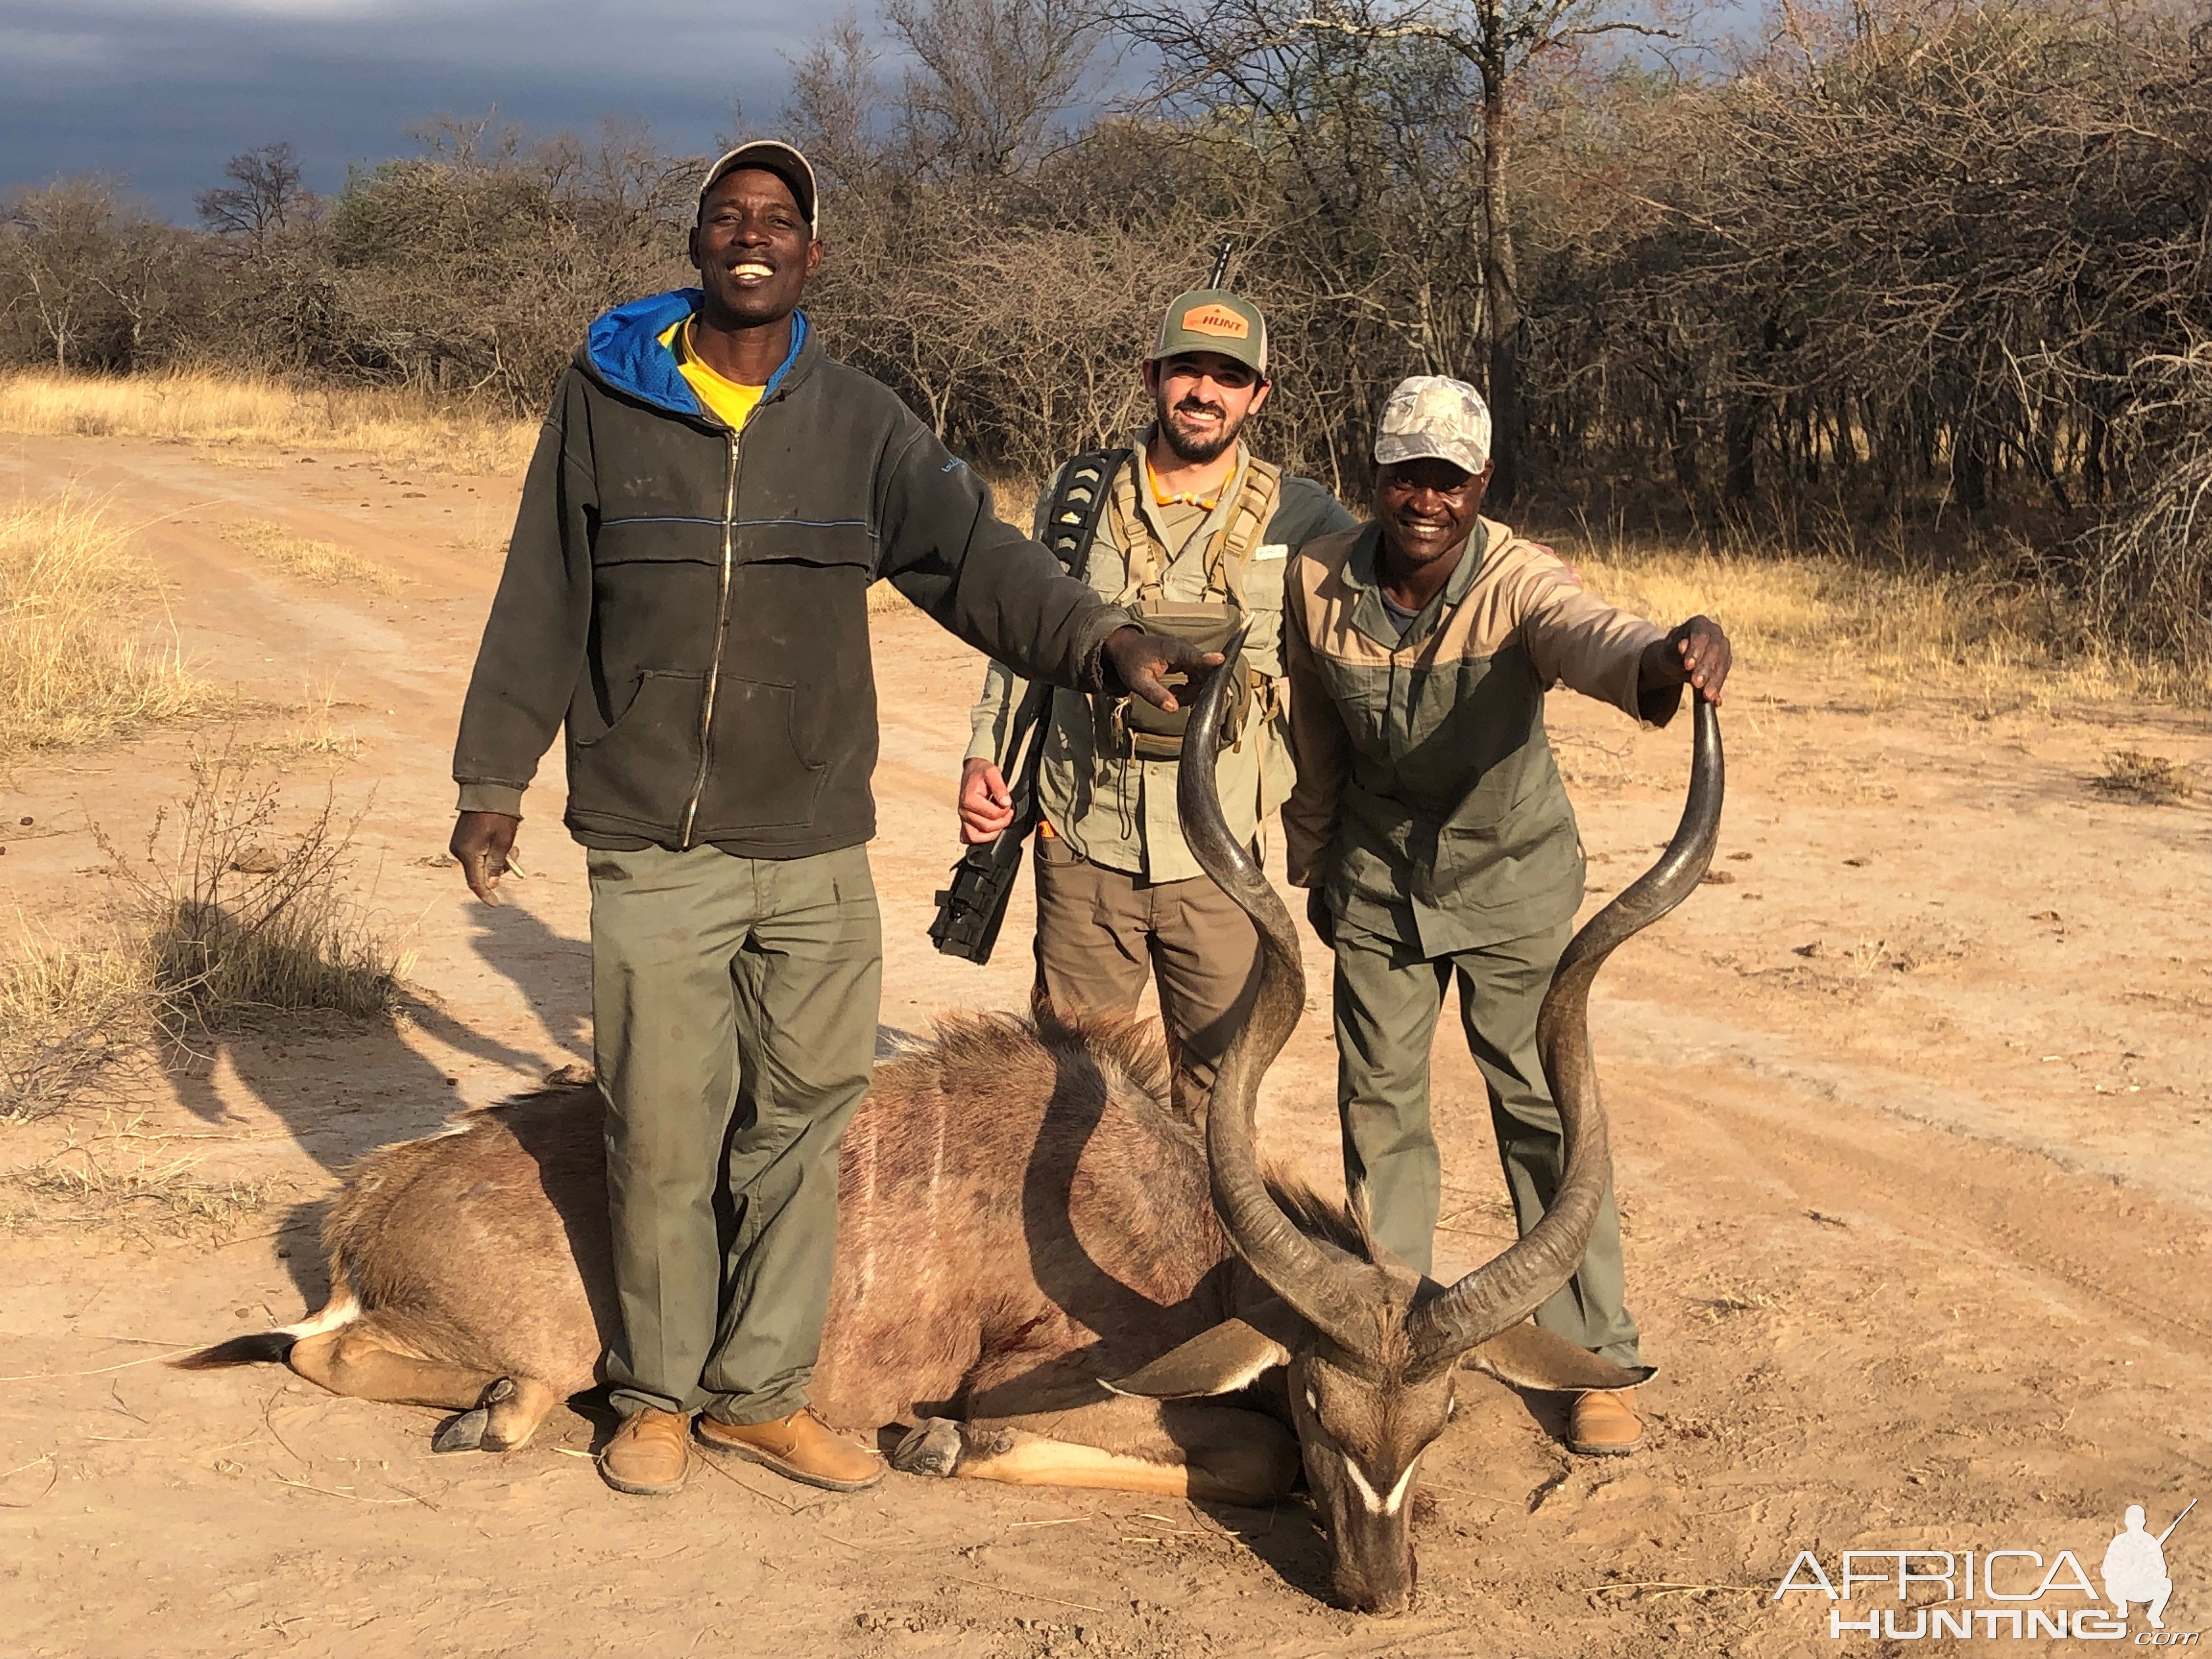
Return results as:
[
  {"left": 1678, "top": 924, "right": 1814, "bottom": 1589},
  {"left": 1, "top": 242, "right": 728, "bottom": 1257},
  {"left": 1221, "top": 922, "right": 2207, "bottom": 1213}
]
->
[{"left": 177, "top": 643, "right": 1721, "bottom": 1614}]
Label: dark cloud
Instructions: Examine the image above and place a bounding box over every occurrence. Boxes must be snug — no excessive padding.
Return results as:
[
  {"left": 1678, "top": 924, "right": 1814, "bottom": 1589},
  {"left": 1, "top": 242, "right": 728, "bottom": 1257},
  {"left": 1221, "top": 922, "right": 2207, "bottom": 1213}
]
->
[{"left": 0, "top": 1, "right": 809, "bottom": 220}]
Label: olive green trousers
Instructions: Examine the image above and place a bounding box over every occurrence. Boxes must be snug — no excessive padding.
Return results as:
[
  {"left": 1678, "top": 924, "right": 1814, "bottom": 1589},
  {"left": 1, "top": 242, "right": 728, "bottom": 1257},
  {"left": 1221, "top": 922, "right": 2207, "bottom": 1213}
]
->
[
  {"left": 1331, "top": 916, "right": 1641, "bottom": 1368},
  {"left": 589, "top": 842, "right": 880, "bottom": 1424},
  {"left": 1031, "top": 835, "right": 1259, "bottom": 1122}
]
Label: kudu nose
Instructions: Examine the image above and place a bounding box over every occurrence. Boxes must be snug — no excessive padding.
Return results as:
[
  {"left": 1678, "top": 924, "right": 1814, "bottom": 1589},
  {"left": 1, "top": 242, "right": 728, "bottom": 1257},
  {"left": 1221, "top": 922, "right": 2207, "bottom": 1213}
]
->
[
  {"left": 1335, "top": 1577, "right": 1414, "bottom": 1617},
  {"left": 1331, "top": 1543, "right": 1417, "bottom": 1616}
]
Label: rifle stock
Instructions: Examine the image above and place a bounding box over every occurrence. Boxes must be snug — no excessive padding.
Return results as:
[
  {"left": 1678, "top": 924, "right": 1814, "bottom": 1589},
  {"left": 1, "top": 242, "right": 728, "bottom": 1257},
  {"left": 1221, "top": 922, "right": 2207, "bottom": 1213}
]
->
[{"left": 929, "top": 682, "right": 1049, "bottom": 965}]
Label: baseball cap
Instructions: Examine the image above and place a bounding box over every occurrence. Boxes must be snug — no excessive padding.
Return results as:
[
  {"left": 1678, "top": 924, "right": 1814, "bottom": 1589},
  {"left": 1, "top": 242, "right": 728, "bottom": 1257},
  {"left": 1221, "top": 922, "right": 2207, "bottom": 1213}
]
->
[
  {"left": 1373, "top": 376, "right": 1492, "bottom": 473},
  {"left": 1148, "top": 289, "right": 1268, "bottom": 376},
  {"left": 698, "top": 140, "right": 820, "bottom": 234}
]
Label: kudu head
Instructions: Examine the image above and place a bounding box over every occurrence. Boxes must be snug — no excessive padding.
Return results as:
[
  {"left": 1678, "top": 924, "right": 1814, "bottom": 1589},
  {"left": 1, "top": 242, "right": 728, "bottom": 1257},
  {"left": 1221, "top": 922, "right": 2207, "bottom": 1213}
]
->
[{"left": 1110, "top": 630, "right": 1723, "bottom": 1614}]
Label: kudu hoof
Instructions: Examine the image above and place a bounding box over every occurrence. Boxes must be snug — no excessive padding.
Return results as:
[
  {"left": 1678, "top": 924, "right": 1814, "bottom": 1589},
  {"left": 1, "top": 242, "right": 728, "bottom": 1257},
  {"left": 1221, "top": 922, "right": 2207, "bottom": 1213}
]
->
[
  {"left": 890, "top": 1418, "right": 963, "bottom": 1479},
  {"left": 432, "top": 1408, "right": 489, "bottom": 1454},
  {"left": 432, "top": 1376, "right": 520, "bottom": 1454}
]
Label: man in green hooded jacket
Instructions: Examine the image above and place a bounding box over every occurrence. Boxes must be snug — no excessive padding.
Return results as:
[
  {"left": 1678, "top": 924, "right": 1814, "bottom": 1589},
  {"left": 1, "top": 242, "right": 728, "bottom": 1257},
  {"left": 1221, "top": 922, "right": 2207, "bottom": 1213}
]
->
[{"left": 449, "top": 142, "right": 1214, "bottom": 1499}]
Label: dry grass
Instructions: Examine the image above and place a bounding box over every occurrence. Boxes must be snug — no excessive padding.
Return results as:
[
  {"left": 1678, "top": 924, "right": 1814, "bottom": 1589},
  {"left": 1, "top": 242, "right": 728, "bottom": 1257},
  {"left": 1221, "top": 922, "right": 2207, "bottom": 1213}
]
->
[
  {"left": 1691, "top": 1280, "right": 1784, "bottom": 1321},
  {"left": 1561, "top": 519, "right": 2209, "bottom": 707},
  {"left": 0, "top": 369, "right": 534, "bottom": 475},
  {"left": 220, "top": 519, "right": 404, "bottom": 593},
  {"left": 2092, "top": 750, "right": 2194, "bottom": 804},
  {"left": 0, "top": 494, "right": 209, "bottom": 756},
  {"left": 867, "top": 580, "right": 918, "bottom": 616},
  {"left": 8, "top": 1110, "right": 274, "bottom": 1238},
  {"left": 0, "top": 924, "right": 146, "bottom": 1122},
  {"left": 253, "top": 684, "right": 365, "bottom": 764}
]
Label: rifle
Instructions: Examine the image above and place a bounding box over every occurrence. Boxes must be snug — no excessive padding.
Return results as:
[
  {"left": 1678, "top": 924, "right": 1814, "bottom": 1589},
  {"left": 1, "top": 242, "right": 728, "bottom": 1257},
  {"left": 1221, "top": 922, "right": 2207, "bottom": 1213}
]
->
[
  {"left": 929, "top": 448, "right": 1128, "bottom": 964},
  {"left": 1205, "top": 236, "right": 1235, "bottom": 290},
  {"left": 2157, "top": 1499, "right": 2196, "bottom": 1545}
]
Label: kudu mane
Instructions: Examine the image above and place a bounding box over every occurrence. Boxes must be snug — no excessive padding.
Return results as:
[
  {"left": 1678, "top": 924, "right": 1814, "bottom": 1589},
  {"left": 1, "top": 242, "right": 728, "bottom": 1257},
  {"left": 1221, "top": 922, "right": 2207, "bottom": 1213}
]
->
[{"left": 887, "top": 1005, "right": 1374, "bottom": 1257}]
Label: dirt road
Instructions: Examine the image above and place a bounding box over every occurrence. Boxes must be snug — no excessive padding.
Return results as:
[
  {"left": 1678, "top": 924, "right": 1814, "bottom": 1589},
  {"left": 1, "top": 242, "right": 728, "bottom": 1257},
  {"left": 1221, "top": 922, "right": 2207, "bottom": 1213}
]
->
[{"left": 2, "top": 432, "right": 2207, "bottom": 1657}]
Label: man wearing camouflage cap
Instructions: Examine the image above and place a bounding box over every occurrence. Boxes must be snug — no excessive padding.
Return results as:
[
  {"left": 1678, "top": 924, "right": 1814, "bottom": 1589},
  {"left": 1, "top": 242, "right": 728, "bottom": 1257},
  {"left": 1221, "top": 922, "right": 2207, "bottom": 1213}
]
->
[
  {"left": 959, "top": 287, "right": 1355, "bottom": 1118},
  {"left": 1282, "top": 375, "right": 1731, "bottom": 1455}
]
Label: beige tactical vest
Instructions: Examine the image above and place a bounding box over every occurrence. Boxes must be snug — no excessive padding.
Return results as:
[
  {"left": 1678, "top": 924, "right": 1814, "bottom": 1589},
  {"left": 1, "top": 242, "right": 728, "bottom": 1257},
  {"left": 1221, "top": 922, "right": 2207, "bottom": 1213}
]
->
[{"left": 1092, "top": 455, "right": 1285, "bottom": 762}]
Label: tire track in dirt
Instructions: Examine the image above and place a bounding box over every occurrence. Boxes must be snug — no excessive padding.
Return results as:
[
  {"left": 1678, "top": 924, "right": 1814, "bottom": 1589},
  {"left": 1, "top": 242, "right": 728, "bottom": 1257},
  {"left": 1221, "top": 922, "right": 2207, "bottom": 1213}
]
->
[{"left": 1643, "top": 1066, "right": 2212, "bottom": 1358}]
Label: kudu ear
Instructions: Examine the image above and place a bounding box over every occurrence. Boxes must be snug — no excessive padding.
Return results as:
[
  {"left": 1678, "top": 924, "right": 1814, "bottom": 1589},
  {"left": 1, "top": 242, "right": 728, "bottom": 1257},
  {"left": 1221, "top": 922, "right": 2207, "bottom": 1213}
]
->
[
  {"left": 1104, "top": 1300, "right": 1305, "bottom": 1400},
  {"left": 1462, "top": 1322, "right": 1656, "bottom": 1392}
]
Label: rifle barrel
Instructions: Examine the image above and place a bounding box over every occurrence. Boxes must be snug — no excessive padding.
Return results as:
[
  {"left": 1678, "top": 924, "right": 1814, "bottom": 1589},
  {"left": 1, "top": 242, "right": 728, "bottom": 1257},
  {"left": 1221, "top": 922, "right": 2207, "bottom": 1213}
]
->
[
  {"left": 1206, "top": 237, "right": 1234, "bottom": 290},
  {"left": 2155, "top": 1497, "right": 2196, "bottom": 1545}
]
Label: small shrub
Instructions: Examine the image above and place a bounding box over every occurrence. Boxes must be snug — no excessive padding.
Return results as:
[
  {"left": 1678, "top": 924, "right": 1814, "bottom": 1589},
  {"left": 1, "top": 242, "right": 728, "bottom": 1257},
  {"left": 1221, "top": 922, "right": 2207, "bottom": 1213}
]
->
[
  {"left": 2093, "top": 751, "right": 2194, "bottom": 805},
  {"left": 103, "top": 748, "right": 407, "bottom": 1050},
  {"left": 0, "top": 926, "right": 146, "bottom": 1122}
]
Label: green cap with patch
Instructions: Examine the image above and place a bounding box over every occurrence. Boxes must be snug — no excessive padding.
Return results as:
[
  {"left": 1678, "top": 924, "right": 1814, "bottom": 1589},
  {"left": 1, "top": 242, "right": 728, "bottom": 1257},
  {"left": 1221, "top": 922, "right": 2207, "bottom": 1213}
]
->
[{"left": 1147, "top": 289, "right": 1268, "bottom": 376}]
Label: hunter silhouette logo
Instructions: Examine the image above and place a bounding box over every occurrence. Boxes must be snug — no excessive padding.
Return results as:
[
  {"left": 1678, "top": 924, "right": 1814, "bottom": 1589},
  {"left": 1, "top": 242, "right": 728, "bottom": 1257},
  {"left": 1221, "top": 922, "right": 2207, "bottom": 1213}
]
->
[
  {"left": 1773, "top": 1498, "right": 2197, "bottom": 1641},
  {"left": 1180, "top": 304, "right": 1250, "bottom": 340},
  {"left": 2105, "top": 1501, "right": 2191, "bottom": 1630}
]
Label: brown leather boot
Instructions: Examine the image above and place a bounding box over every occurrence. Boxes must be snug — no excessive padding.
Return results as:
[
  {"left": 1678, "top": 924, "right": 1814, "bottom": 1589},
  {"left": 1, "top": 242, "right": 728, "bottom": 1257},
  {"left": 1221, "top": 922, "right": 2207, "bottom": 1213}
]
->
[
  {"left": 1569, "top": 1387, "right": 1644, "bottom": 1456},
  {"left": 598, "top": 1407, "right": 692, "bottom": 1496},
  {"left": 696, "top": 1408, "right": 887, "bottom": 1492}
]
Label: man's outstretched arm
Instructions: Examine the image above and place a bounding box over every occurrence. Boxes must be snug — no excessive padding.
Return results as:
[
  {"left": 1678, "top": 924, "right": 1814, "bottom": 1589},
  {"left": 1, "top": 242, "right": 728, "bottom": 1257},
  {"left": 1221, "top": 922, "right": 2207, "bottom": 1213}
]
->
[
  {"left": 1519, "top": 559, "right": 1732, "bottom": 724},
  {"left": 873, "top": 423, "right": 1217, "bottom": 708}
]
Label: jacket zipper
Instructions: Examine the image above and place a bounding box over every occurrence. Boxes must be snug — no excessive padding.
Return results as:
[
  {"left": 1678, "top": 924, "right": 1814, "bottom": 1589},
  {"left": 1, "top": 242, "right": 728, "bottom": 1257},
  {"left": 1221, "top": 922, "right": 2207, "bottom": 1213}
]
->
[{"left": 679, "top": 429, "right": 741, "bottom": 848}]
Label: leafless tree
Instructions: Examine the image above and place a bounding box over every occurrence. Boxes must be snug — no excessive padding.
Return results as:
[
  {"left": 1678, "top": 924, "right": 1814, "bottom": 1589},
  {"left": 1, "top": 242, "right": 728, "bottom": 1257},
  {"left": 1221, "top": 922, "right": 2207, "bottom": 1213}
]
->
[
  {"left": 887, "top": 0, "right": 1107, "bottom": 187},
  {"left": 194, "top": 142, "right": 315, "bottom": 250},
  {"left": 1108, "top": 0, "right": 1679, "bottom": 501}
]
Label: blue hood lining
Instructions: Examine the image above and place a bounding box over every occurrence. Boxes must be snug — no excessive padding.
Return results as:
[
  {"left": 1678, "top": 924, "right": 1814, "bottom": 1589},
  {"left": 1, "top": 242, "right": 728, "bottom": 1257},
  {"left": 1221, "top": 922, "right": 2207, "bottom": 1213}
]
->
[{"left": 584, "top": 289, "right": 809, "bottom": 419}]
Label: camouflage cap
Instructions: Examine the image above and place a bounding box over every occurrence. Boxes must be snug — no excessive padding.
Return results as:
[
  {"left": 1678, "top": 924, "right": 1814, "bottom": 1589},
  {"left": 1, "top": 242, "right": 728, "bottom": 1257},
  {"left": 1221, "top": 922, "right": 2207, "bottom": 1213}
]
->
[
  {"left": 1148, "top": 289, "right": 1268, "bottom": 376},
  {"left": 1373, "top": 375, "right": 1493, "bottom": 473}
]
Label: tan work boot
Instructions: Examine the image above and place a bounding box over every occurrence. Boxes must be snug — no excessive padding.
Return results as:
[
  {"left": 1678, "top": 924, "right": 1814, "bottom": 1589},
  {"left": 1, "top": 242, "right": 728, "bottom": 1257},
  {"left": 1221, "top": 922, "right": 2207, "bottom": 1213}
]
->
[
  {"left": 598, "top": 1407, "right": 692, "bottom": 1496},
  {"left": 696, "top": 1407, "right": 887, "bottom": 1492},
  {"left": 1569, "top": 1387, "right": 1644, "bottom": 1456}
]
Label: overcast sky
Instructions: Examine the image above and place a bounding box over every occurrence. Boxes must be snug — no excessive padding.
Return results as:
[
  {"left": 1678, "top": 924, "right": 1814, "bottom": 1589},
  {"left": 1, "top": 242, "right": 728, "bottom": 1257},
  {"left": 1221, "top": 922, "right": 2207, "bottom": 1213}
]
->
[{"left": 1, "top": 0, "right": 810, "bottom": 221}]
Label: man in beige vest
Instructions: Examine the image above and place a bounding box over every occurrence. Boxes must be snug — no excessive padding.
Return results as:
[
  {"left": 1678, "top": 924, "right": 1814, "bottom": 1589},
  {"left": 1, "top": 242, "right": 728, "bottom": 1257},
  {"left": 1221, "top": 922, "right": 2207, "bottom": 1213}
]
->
[
  {"left": 959, "top": 289, "right": 1355, "bottom": 1118},
  {"left": 1283, "top": 376, "right": 1730, "bottom": 1456}
]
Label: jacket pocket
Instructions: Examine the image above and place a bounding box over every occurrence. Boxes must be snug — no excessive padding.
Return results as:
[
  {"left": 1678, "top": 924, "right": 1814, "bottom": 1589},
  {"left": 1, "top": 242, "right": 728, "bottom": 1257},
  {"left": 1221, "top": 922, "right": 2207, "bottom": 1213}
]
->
[
  {"left": 567, "top": 669, "right": 705, "bottom": 830},
  {"left": 699, "top": 676, "right": 830, "bottom": 831},
  {"left": 1431, "top": 776, "right": 1578, "bottom": 911}
]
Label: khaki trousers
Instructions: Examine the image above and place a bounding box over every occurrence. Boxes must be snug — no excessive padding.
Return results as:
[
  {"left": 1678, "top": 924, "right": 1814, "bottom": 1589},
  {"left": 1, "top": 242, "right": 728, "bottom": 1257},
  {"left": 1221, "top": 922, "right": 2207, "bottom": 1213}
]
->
[
  {"left": 1031, "top": 836, "right": 1259, "bottom": 1121},
  {"left": 1332, "top": 916, "right": 1641, "bottom": 1368},
  {"left": 589, "top": 842, "right": 881, "bottom": 1424}
]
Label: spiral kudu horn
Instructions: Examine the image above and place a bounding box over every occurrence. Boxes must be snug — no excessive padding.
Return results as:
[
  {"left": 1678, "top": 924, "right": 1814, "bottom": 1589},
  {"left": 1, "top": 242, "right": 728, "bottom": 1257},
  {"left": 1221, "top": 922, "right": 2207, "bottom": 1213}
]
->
[
  {"left": 1407, "top": 697, "right": 1725, "bottom": 1370},
  {"left": 1177, "top": 629, "right": 1381, "bottom": 1356}
]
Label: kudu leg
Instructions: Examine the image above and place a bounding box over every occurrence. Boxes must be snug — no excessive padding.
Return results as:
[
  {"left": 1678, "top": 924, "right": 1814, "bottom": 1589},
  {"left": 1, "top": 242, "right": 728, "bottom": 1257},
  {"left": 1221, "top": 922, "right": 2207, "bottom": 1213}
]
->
[
  {"left": 288, "top": 1327, "right": 561, "bottom": 1452},
  {"left": 894, "top": 1400, "right": 1296, "bottom": 1504}
]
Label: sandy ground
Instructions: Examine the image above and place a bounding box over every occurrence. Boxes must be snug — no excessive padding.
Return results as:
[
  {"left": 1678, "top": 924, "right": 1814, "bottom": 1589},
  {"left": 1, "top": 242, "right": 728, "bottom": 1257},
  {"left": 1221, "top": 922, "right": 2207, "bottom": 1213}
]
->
[{"left": 1, "top": 430, "right": 2208, "bottom": 1658}]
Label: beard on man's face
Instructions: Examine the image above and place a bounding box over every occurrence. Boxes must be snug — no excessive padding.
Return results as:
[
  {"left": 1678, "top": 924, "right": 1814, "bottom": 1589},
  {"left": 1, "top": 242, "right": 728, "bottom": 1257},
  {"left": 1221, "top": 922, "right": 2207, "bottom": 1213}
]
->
[{"left": 1157, "top": 392, "right": 1242, "bottom": 465}]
